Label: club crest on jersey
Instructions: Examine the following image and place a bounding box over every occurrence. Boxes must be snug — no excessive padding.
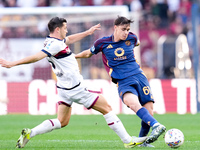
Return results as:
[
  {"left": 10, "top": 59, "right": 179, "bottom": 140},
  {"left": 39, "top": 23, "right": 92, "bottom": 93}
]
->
[{"left": 125, "top": 40, "right": 131, "bottom": 46}]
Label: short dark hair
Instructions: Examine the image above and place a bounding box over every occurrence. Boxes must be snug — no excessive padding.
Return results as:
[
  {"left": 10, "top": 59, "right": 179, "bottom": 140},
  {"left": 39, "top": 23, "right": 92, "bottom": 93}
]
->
[
  {"left": 48, "top": 17, "right": 67, "bottom": 33},
  {"left": 114, "top": 16, "right": 133, "bottom": 26}
]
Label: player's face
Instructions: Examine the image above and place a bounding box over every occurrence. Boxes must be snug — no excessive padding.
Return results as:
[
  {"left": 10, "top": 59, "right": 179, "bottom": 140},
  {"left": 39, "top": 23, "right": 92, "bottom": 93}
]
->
[
  {"left": 114, "top": 24, "right": 130, "bottom": 41},
  {"left": 60, "top": 22, "right": 68, "bottom": 39}
]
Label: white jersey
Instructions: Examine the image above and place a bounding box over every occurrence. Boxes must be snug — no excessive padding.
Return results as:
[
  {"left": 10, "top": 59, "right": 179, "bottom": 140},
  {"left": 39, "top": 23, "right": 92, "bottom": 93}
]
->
[{"left": 42, "top": 36, "right": 83, "bottom": 88}]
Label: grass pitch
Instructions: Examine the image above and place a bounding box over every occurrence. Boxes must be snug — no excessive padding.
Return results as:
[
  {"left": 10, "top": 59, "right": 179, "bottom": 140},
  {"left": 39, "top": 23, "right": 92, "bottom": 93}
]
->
[{"left": 0, "top": 113, "right": 199, "bottom": 150}]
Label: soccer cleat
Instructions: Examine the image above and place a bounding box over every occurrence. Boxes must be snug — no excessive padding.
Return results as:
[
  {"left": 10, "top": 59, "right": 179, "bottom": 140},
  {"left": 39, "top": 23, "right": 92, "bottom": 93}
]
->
[
  {"left": 145, "top": 124, "right": 166, "bottom": 144},
  {"left": 124, "top": 136, "right": 147, "bottom": 148},
  {"left": 138, "top": 141, "right": 155, "bottom": 147},
  {"left": 16, "top": 128, "right": 31, "bottom": 148}
]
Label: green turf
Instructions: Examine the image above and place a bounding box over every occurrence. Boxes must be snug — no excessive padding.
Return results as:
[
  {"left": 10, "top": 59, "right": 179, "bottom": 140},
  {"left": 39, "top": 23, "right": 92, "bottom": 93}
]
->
[{"left": 0, "top": 114, "right": 199, "bottom": 150}]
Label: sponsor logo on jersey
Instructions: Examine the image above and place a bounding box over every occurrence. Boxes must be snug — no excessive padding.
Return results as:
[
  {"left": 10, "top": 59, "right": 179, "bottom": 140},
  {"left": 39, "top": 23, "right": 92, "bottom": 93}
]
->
[
  {"left": 114, "top": 48, "right": 127, "bottom": 60},
  {"left": 114, "top": 48, "right": 124, "bottom": 57}
]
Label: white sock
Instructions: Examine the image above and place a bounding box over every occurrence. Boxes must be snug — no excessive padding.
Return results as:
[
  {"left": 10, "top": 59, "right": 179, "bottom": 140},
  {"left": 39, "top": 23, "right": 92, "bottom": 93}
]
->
[
  {"left": 30, "top": 118, "right": 61, "bottom": 138},
  {"left": 103, "top": 111, "right": 132, "bottom": 144}
]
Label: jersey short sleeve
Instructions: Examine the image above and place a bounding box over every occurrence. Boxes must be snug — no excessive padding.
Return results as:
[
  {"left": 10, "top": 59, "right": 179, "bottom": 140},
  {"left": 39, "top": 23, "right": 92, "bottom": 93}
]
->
[
  {"left": 42, "top": 40, "right": 63, "bottom": 57},
  {"left": 90, "top": 39, "right": 102, "bottom": 55},
  {"left": 90, "top": 36, "right": 110, "bottom": 55},
  {"left": 90, "top": 45, "right": 97, "bottom": 54},
  {"left": 129, "top": 32, "right": 139, "bottom": 46}
]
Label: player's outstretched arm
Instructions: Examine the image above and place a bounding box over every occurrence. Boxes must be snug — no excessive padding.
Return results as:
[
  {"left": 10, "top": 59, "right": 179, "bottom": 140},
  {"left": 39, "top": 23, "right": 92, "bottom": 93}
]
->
[
  {"left": 75, "top": 49, "right": 93, "bottom": 59},
  {"left": 65, "top": 24, "right": 101, "bottom": 45},
  {"left": 0, "top": 51, "right": 47, "bottom": 68}
]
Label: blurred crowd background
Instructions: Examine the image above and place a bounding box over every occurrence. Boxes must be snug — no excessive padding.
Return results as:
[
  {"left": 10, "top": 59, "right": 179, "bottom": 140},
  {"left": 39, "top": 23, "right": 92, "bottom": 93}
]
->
[{"left": 0, "top": 0, "right": 198, "bottom": 81}]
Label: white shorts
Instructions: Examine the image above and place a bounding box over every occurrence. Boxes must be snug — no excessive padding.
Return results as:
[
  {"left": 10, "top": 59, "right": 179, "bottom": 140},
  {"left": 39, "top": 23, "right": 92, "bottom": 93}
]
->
[{"left": 57, "top": 82, "right": 99, "bottom": 109}]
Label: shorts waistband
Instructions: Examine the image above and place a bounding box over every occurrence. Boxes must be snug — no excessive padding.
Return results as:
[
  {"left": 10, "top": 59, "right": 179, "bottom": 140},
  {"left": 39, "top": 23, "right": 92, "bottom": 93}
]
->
[{"left": 56, "top": 82, "right": 81, "bottom": 90}]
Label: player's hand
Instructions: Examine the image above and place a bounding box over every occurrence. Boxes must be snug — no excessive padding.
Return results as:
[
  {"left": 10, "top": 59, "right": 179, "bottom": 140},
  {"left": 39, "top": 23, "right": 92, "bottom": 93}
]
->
[
  {"left": 87, "top": 24, "right": 101, "bottom": 35},
  {"left": 0, "top": 58, "right": 13, "bottom": 68}
]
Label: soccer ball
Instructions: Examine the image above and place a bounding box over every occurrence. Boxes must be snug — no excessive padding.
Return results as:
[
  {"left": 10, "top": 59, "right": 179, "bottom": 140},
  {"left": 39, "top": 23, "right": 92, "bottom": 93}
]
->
[{"left": 164, "top": 128, "right": 184, "bottom": 148}]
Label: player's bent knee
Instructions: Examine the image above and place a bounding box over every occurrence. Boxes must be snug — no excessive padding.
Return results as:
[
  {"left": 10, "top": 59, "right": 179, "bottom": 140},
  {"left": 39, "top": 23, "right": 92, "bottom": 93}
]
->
[
  {"left": 102, "top": 104, "right": 112, "bottom": 115},
  {"left": 94, "top": 104, "right": 112, "bottom": 115}
]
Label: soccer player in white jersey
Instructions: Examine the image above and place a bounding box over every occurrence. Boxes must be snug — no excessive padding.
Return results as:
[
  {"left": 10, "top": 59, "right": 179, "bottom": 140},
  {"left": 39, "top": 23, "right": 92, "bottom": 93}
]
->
[{"left": 0, "top": 17, "right": 146, "bottom": 148}]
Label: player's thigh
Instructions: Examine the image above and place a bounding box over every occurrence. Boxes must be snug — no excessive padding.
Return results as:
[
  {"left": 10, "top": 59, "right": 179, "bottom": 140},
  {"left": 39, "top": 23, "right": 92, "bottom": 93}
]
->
[
  {"left": 123, "top": 92, "right": 142, "bottom": 112},
  {"left": 143, "top": 101, "right": 154, "bottom": 116},
  {"left": 92, "top": 94, "right": 112, "bottom": 115},
  {"left": 57, "top": 104, "right": 72, "bottom": 127}
]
